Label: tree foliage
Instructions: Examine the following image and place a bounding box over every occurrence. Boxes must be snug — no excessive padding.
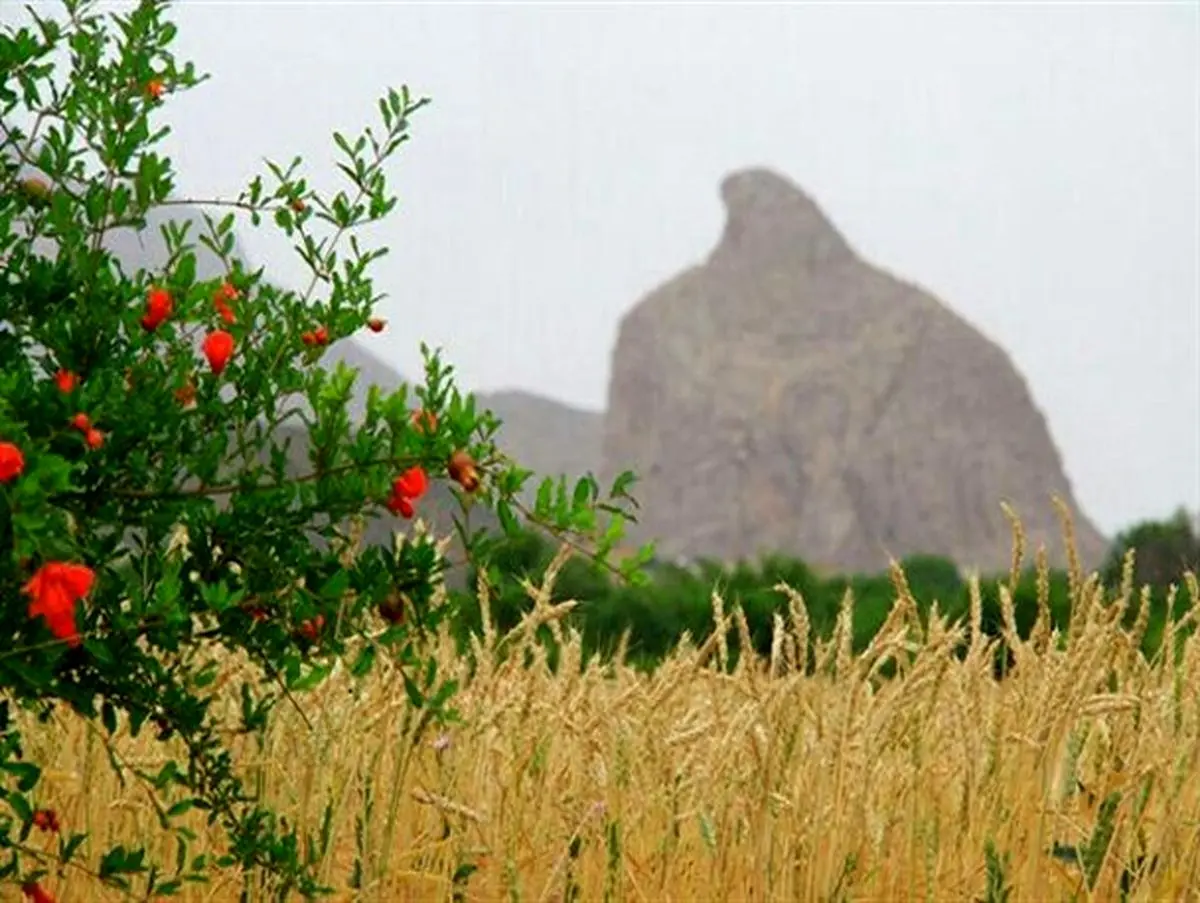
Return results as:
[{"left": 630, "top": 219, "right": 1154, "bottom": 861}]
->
[{"left": 1, "top": 2, "right": 642, "bottom": 898}]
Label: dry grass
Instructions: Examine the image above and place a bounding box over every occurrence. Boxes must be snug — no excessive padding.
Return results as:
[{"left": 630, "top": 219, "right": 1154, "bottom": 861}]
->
[{"left": 11, "top": 522, "right": 1200, "bottom": 902}]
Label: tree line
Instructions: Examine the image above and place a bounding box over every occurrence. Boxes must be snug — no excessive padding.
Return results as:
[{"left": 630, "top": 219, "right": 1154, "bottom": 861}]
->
[{"left": 447, "top": 507, "right": 1200, "bottom": 673}]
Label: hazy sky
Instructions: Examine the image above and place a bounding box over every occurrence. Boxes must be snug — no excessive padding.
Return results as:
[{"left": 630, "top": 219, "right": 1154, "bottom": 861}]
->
[{"left": 9, "top": 2, "right": 1200, "bottom": 536}]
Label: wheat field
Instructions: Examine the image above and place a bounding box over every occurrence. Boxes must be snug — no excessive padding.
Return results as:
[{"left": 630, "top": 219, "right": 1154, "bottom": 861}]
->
[{"left": 11, "top": 520, "right": 1200, "bottom": 903}]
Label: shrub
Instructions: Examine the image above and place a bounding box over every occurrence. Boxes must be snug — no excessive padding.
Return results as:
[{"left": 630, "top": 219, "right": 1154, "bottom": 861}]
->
[
  {"left": 1101, "top": 507, "right": 1200, "bottom": 592},
  {"left": 1, "top": 2, "right": 641, "bottom": 898}
]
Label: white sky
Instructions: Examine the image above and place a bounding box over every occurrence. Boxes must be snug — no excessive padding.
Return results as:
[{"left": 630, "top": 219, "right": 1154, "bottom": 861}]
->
[{"left": 8, "top": 2, "right": 1199, "bottom": 536}]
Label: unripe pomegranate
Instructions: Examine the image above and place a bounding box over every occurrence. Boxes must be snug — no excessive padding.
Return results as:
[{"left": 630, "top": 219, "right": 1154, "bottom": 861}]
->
[
  {"left": 378, "top": 592, "right": 406, "bottom": 625},
  {"left": 447, "top": 449, "right": 480, "bottom": 493},
  {"left": 17, "top": 176, "right": 52, "bottom": 209},
  {"left": 301, "top": 327, "right": 329, "bottom": 348},
  {"left": 175, "top": 378, "right": 197, "bottom": 407}
]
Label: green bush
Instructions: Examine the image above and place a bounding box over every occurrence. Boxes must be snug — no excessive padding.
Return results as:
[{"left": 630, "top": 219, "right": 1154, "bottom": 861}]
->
[
  {"left": 1102, "top": 507, "right": 1200, "bottom": 591},
  {"left": 462, "top": 526, "right": 1197, "bottom": 676},
  {"left": 1, "top": 3, "right": 641, "bottom": 898}
]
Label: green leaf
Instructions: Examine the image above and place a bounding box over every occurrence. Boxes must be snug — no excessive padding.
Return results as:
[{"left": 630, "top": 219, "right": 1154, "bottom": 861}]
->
[
  {"left": 289, "top": 662, "right": 333, "bottom": 693},
  {"left": 3, "top": 761, "right": 41, "bottom": 792},
  {"left": 535, "top": 478, "right": 553, "bottom": 517},
  {"left": 318, "top": 570, "right": 350, "bottom": 600},
  {"left": 102, "top": 700, "right": 118, "bottom": 735},
  {"left": 570, "top": 507, "right": 596, "bottom": 533},
  {"left": 174, "top": 251, "right": 196, "bottom": 288},
  {"left": 609, "top": 470, "right": 638, "bottom": 501},
  {"left": 402, "top": 672, "right": 423, "bottom": 709},
  {"left": 153, "top": 761, "right": 181, "bottom": 790},
  {"left": 496, "top": 499, "right": 518, "bottom": 536},
  {"left": 99, "top": 843, "right": 148, "bottom": 879},
  {"left": 429, "top": 679, "right": 458, "bottom": 709},
  {"left": 349, "top": 644, "right": 376, "bottom": 678},
  {"left": 603, "top": 512, "right": 626, "bottom": 545},
  {"left": 59, "top": 831, "right": 87, "bottom": 864},
  {"left": 6, "top": 791, "right": 33, "bottom": 825},
  {"left": 572, "top": 476, "right": 595, "bottom": 510}
]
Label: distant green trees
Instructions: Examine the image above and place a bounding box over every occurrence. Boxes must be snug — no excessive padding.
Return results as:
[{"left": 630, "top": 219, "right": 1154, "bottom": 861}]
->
[
  {"left": 1101, "top": 507, "right": 1200, "bottom": 591},
  {"left": 451, "top": 509, "right": 1198, "bottom": 674}
]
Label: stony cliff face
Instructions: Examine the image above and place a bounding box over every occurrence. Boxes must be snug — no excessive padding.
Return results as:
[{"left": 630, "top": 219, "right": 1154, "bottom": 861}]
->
[{"left": 601, "top": 168, "right": 1108, "bottom": 573}]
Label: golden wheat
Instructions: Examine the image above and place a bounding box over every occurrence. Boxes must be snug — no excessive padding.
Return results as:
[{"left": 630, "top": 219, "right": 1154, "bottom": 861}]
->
[{"left": 10, "top": 520, "right": 1200, "bottom": 903}]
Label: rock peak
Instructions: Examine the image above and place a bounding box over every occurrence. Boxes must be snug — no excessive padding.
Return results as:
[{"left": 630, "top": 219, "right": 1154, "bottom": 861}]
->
[
  {"left": 715, "top": 167, "right": 853, "bottom": 266},
  {"left": 604, "top": 165, "right": 1109, "bottom": 574}
]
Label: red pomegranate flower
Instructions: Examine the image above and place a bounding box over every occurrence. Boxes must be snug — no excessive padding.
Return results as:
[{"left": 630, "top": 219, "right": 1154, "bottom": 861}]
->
[
  {"left": 386, "top": 466, "right": 428, "bottom": 519},
  {"left": 393, "top": 466, "right": 428, "bottom": 500},
  {"left": 141, "top": 286, "right": 172, "bottom": 331},
  {"left": 203, "top": 330, "right": 235, "bottom": 375},
  {"left": 32, "top": 808, "right": 60, "bottom": 833},
  {"left": 145, "top": 78, "right": 164, "bottom": 100},
  {"left": 385, "top": 494, "right": 416, "bottom": 519},
  {"left": 21, "top": 882, "right": 55, "bottom": 903},
  {"left": 54, "top": 369, "right": 78, "bottom": 394},
  {"left": 213, "top": 281, "right": 238, "bottom": 325},
  {"left": 411, "top": 409, "right": 437, "bottom": 434},
  {"left": 23, "top": 561, "right": 96, "bottom": 648},
  {"left": 297, "top": 615, "right": 325, "bottom": 642},
  {"left": 0, "top": 441, "right": 24, "bottom": 483},
  {"left": 84, "top": 428, "right": 104, "bottom": 450}
]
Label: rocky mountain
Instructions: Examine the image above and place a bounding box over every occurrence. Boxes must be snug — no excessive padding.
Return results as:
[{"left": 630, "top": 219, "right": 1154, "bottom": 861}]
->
[{"left": 600, "top": 167, "right": 1109, "bottom": 574}]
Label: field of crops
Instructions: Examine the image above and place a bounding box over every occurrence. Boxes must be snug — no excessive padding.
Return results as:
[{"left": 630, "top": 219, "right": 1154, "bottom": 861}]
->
[{"left": 15, "top": 540, "right": 1200, "bottom": 902}]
